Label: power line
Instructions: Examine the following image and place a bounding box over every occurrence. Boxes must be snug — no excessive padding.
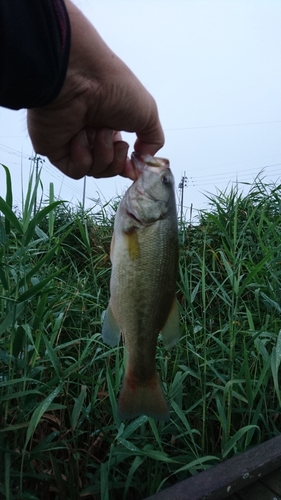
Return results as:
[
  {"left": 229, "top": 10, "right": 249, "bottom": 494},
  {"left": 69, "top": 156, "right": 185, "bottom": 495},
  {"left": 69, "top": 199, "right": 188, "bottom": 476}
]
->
[
  {"left": 187, "top": 162, "right": 281, "bottom": 182},
  {"left": 189, "top": 170, "right": 281, "bottom": 189},
  {"left": 0, "top": 143, "right": 30, "bottom": 160},
  {"left": 42, "top": 163, "right": 83, "bottom": 196},
  {"left": 188, "top": 152, "right": 281, "bottom": 173},
  {"left": 191, "top": 172, "right": 279, "bottom": 188},
  {"left": 0, "top": 144, "right": 84, "bottom": 198},
  {"left": 164, "top": 119, "right": 281, "bottom": 132},
  {"left": 181, "top": 162, "right": 281, "bottom": 190}
]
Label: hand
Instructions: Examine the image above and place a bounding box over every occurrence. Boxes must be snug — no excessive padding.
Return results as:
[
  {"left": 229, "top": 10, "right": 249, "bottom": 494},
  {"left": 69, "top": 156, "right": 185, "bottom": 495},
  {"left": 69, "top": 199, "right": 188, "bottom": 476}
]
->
[{"left": 27, "top": 0, "right": 164, "bottom": 181}]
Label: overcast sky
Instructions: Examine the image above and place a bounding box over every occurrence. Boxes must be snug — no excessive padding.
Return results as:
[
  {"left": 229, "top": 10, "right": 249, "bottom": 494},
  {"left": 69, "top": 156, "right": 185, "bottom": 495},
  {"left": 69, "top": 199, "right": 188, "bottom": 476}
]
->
[{"left": 0, "top": 0, "right": 281, "bottom": 219}]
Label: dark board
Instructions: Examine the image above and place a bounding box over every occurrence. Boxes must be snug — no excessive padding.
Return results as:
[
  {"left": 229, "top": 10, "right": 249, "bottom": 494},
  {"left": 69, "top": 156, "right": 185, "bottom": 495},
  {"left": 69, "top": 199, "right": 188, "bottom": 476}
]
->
[{"left": 144, "top": 435, "right": 281, "bottom": 500}]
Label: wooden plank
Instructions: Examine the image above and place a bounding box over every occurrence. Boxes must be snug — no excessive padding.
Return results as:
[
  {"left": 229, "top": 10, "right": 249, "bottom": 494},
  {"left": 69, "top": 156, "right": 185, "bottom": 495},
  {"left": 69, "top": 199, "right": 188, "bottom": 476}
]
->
[
  {"left": 235, "top": 480, "right": 281, "bottom": 500},
  {"left": 144, "top": 435, "right": 281, "bottom": 500},
  {"left": 261, "top": 468, "right": 281, "bottom": 496}
]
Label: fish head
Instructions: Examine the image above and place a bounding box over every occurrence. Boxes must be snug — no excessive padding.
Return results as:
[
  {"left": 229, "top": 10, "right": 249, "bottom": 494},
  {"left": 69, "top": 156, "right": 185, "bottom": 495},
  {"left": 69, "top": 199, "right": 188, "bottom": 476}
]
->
[{"left": 123, "top": 153, "right": 176, "bottom": 225}]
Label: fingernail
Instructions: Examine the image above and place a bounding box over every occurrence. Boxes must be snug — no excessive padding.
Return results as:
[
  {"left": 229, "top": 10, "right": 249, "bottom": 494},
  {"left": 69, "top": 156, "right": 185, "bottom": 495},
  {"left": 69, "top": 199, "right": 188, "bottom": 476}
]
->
[
  {"left": 117, "top": 146, "right": 128, "bottom": 162},
  {"left": 103, "top": 129, "right": 114, "bottom": 149}
]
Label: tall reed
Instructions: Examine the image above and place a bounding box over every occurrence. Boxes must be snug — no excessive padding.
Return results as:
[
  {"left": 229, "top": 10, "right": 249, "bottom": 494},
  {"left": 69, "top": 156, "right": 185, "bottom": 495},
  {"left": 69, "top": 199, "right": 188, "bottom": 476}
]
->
[{"left": 1, "top": 166, "right": 281, "bottom": 499}]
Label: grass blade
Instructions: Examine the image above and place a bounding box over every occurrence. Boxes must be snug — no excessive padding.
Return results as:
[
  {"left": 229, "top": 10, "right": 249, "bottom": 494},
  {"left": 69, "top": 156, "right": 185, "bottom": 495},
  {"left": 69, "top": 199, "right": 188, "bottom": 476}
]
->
[
  {"left": 24, "top": 383, "right": 62, "bottom": 449},
  {"left": 71, "top": 384, "right": 87, "bottom": 429}
]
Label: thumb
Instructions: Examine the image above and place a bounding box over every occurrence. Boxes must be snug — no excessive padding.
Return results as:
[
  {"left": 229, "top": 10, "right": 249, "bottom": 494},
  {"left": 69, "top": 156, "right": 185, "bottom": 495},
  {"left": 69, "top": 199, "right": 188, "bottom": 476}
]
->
[{"left": 134, "top": 120, "right": 165, "bottom": 156}]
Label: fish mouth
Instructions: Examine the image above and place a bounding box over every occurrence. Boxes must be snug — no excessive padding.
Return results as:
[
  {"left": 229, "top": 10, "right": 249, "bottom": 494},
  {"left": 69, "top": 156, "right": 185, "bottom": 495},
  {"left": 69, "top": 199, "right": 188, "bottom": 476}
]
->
[
  {"left": 131, "top": 152, "right": 169, "bottom": 172},
  {"left": 126, "top": 210, "right": 143, "bottom": 225}
]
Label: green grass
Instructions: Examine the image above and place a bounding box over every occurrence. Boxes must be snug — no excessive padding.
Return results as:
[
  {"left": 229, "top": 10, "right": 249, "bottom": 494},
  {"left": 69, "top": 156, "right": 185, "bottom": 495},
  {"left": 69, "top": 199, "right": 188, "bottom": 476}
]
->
[{"left": 0, "top": 165, "right": 281, "bottom": 499}]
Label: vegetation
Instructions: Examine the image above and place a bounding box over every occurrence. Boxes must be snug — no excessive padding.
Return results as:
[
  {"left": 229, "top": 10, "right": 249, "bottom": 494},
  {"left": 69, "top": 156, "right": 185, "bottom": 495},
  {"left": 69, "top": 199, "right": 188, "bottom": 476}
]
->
[{"left": 1, "top": 164, "right": 281, "bottom": 499}]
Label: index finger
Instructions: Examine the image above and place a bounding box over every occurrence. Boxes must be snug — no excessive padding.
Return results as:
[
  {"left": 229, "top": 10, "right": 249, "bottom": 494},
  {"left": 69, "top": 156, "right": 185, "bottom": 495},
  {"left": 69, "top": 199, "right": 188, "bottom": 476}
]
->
[{"left": 133, "top": 120, "right": 165, "bottom": 157}]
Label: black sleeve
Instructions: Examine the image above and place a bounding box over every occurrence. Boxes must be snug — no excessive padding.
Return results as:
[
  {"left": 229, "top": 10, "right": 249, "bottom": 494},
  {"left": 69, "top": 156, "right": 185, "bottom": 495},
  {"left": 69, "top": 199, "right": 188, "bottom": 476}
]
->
[{"left": 0, "top": 0, "right": 71, "bottom": 110}]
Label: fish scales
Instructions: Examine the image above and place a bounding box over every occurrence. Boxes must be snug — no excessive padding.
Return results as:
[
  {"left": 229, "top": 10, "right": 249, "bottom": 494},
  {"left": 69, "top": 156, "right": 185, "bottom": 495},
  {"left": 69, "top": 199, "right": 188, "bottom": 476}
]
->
[
  {"left": 112, "top": 222, "right": 177, "bottom": 377},
  {"left": 102, "top": 153, "right": 180, "bottom": 420}
]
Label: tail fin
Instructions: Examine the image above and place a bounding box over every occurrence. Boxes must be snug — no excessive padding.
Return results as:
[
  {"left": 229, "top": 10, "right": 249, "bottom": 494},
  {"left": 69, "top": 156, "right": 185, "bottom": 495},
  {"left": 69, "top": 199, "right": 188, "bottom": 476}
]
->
[{"left": 117, "top": 371, "right": 169, "bottom": 421}]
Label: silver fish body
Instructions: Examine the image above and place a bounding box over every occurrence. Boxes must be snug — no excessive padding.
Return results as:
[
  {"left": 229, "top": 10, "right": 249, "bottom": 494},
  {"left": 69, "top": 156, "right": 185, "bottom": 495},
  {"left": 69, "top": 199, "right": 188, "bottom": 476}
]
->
[{"left": 102, "top": 153, "right": 179, "bottom": 420}]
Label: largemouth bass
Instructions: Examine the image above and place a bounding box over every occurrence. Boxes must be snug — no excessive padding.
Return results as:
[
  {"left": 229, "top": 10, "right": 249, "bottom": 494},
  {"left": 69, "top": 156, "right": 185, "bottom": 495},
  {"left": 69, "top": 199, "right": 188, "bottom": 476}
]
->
[{"left": 102, "top": 153, "right": 179, "bottom": 420}]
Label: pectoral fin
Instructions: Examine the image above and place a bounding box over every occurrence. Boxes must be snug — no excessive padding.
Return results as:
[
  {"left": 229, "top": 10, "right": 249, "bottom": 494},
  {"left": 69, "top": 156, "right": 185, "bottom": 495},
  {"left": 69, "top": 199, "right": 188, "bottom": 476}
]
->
[
  {"left": 102, "top": 302, "right": 121, "bottom": 346},
  {"left": 160, "top": 298, "right": 180, "bottom": 348}
]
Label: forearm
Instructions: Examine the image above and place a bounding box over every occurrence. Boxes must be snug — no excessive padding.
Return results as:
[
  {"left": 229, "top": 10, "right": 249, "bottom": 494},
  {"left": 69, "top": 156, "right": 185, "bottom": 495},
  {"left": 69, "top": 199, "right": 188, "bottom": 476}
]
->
[
  {"left": 0, "top": 0, "right": 70, "bottom": 110},
  {"left": 26, "top": 0, "right": 164, "bottom": 180},
  {"left": 55, "top": 0, "right": 152, "bottom": 124}
]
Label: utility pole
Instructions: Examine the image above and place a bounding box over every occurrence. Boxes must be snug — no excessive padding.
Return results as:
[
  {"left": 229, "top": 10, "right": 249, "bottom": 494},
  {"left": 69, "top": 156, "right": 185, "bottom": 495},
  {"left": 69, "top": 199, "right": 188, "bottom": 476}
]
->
[
  {"left": 34, "top": 156, "right": 43, "bottom": 216},
  {"left": 30, "top": 155, "right": 43, "bottom": 216},
  {"left": 82, "top": 176, "right": 86, "bottom": 210},
  {"left": 178, "top": 172, "right": 187, "bottom": 224}
]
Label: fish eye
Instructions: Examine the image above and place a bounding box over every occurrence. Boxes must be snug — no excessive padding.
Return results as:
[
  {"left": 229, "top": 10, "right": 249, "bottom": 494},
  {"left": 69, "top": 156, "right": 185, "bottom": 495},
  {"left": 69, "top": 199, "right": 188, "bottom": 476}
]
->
[{"left": 161, "top": 174, "right": 171, "bottom": 186}]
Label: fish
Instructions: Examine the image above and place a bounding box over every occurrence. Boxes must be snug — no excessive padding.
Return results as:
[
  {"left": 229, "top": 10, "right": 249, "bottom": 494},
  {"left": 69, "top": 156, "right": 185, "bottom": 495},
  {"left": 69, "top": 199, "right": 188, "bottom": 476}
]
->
[{"left": 102, "top": 152, "right": 180, "bottom": 421}]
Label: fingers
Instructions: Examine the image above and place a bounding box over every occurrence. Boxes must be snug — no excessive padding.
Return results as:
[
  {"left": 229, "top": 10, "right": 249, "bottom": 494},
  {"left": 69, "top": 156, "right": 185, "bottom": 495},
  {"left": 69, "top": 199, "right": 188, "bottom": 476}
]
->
[
  {"left": 67, "top": 121, "right": 164, "bottom": 181},
  {"left": 66, "top": 129, "right": 95, "bottom": 178},
  {"left": 133, "top": 106, "right": 165, "bottom": 158},
  {"left": 134, "top": 129, "right": 165, "bottom": 157},
  {"left": 68, "top": 127, "right": 129, "bottom": 179}
]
